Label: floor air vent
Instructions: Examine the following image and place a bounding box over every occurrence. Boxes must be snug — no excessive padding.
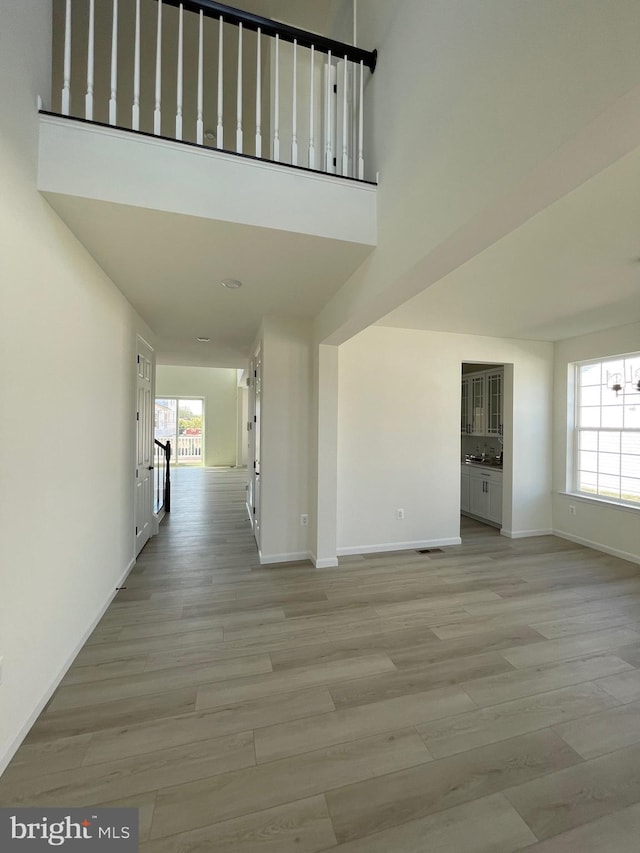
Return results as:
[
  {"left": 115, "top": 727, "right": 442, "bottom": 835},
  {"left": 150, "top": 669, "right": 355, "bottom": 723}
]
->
[{"left": 416, "top": 548, "right": 443, "bottom": 554}]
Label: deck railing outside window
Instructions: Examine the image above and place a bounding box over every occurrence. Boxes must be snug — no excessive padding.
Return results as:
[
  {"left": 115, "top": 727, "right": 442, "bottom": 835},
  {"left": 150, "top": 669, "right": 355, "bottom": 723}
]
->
[{"left": 53, "top": 0, "right": 377, "bottom": 180}]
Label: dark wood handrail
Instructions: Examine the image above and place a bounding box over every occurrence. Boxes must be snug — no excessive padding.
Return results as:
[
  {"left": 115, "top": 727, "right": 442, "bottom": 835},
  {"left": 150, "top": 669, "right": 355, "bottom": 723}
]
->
[
  {"left": 157, "top": 0, "right": 377, "bottom": 72},
  {"left": 154, "top": 439, "right": 171, "bottom": 512},
  {"left": 154, "top": 438, "right": 172, "bottom": 459}
]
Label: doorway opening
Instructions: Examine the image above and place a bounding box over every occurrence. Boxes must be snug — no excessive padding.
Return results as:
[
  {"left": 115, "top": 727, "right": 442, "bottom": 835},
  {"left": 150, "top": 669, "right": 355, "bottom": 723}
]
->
[
  {"left": 460, "top": 362, "right": 506, "bottom": 535},
  {"left": 155, "top": 397, "right": 204, "bottom": 466}
]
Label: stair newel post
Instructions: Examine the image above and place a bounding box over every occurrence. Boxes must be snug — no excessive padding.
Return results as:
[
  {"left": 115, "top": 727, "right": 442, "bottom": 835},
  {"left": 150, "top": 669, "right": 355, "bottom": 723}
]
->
[
  {"left": 197, "top": 9, "right": 204, "bottom": 144},
  {"left": 255, "top": 28, "right": 262, "bottom": 157},
  {"left": 109, "top": 0, "right": 118, "bottom": 125},
  {"left": 236, "top": 23, "right": 243, "bottom": 152},
  {"left": 216, "top": 15, "right": 224, "bottom": 148},
  {"left": 308, "top": 44, "right": 315, "bottom": 170},
  {"left": 62, "top": 0, "right": 71, "bottom": 115},
  {"left": 273, "top": 33, "right": 280, "bottom": 161},
  {"left": 154, "top": 0, "right": 162, "bottom": 135},
  {"left": 85, "top": 0, "right": 95, "bottom": 120},
  {"left": 176, "top": 2, "right": 184, "bottom": 140},
  {"left": 132, "top": 0, "right": 141, "bottom": 130},
  {"left": 358, "top": 59, "right": 364, "bottom": 180},
  {"left": 291, "top": 39, "right": 298, "bottom": 165},
  {"left": 341, "top": 54, "right": 348, "bottom": 175}
]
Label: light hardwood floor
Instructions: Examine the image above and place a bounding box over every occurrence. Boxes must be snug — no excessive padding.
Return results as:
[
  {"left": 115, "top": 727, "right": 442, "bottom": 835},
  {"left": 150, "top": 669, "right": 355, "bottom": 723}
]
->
[{"left": 2, "top": 467, "right": 640, "bottom": 851}]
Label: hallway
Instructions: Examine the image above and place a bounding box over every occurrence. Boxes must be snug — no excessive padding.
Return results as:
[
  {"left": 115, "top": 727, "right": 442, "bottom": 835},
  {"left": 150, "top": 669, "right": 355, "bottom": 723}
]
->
[{"left": 3, "top": 469, "right": 640, "bottom": 850}]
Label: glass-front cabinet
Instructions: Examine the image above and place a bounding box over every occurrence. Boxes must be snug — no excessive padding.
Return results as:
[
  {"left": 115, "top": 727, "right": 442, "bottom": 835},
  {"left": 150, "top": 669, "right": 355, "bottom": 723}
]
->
[
  {"left": 486, "top": 370, "right": 503, "bottom": 436},
  {"left": 461, "top": 368, "right": 503, "bottom": 437}
]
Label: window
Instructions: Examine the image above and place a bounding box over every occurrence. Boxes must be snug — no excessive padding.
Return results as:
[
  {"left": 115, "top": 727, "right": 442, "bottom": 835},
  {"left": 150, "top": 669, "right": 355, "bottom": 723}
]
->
[{"left": 574, "top": 353, "right": 640, "bottom": 506}]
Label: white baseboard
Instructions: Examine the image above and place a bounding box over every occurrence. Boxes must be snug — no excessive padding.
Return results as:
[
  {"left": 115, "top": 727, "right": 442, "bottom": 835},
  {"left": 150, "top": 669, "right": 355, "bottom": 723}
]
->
[
  {"left": 552, "top": 529, "right": 640, "bottom": 565},
  {"left": 337, "top": 538, "right": 461, "bottom": 557},
  {"left": 500, "top": 529, "right": 553, "bottom": 539},
  {"left": 0, "top": 556, "right": 136, "bottom": 777},
  {"left": 258, "top": 550, "right": 313, "bottom": 566},
  {"left": 313, "top": 556, "right": 340, "bottom": 569}
]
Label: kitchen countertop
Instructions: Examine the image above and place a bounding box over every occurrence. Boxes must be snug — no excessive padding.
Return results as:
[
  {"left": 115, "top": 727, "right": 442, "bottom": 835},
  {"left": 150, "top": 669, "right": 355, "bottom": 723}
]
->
[{"left": 461, "top": 460, "right": 503, "bottom": 471}]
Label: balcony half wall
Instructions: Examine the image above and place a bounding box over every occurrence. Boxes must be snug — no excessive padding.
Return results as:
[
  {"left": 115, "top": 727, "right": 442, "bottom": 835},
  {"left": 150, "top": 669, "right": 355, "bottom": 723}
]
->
[{"left": 37, "top": 113, "right": 377, "bottom": 246}]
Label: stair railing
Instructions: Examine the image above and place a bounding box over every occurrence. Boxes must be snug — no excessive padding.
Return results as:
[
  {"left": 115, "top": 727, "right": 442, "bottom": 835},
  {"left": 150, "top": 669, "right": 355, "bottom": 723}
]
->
[
  {"left": 154, "top": 438, "right": 171, "bottom": 514},
  {"left": 56, "top": 0, "right": 377, "bottom": 180}
]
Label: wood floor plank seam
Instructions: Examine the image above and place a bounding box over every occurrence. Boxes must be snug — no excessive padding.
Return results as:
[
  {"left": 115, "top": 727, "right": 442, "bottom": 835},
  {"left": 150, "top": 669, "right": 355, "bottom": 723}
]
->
[{"left": 3, "top": 469, "right": 640, "bottom": 853}]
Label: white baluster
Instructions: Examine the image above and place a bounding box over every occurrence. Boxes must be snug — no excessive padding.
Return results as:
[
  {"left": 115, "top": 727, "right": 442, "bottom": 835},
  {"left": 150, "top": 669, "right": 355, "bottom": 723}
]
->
[
  {"left": 341, "top": 55, "right": 348, "bottom": 175},
  {"left": 132, "top": 0, "right": 140, "bottom": 130},
  {"left": 154, "top": 0, "right": 162, "bottom": 135},
  {"left": 216, "top": 15, "right": 224, "bottom": 148},
  {"left": 85, "top": 0, "right": 94, "bottom": 120},
  {"left": 236, "top": 23, "right": 243, "bottom": 152},
  {"left": 176, "top": 2, "right": 183, "bottom": 140},
  {"left": 197, "top": 10, "right": 204, "bottom": 144},
  {"left": 358, "top": 59, "right": 364, "bottom": 180},
  {"left": 325, "top": 50, "right": 334, "bottom": 174},
  {"left": 291, "top": 39, "right": 298, "bottom": 165},
  {"left": 255, "top": 28, "right": 262, "bottom": 157},
  {"left": 62, "top": 0, "right": 71, "bottom": 115},
  {"left": 308, "top": 44, "right": 315, "bottom": 169},
  {"left": 109, "top": 0, "right": 118, "bottom": 125},
  {"left": 273, "top": 34, "right": 280, "bottom": 161}
]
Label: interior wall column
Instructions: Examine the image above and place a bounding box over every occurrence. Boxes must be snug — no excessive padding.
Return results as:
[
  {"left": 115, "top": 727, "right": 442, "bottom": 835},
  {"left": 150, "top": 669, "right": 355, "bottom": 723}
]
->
[{"left": 313, "top": 343, "right": 339, "bottom": 567}]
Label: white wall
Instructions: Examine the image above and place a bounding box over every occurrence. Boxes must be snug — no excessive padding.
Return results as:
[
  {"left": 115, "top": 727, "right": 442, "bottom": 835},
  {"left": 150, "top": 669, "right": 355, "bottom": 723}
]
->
[
  {"left": 336, "top": 326, "right": 553, "bottom": 555},
  {"left": 156, "top": 365, "right": 239, "bottom": 467},
  {"left": 315, "top": 0, "right": 640, "bottom": 343},
  {"left": 39, "top": 114, "right": 377, "bottom": 246},
  {"left": 258, "top": 317, "right": 312, "bottom": 563},
  {"left": 0, "top": 0, "right": 154, "bottom": 774},
  {"left": 553, "top": 322, "right": 640, "bottom": 563}
]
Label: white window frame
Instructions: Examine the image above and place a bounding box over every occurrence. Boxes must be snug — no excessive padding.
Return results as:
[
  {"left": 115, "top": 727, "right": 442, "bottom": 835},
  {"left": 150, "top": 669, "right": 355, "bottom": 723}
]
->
[{"left": 572, "top": 352, "right": 640, "bottom": 509}]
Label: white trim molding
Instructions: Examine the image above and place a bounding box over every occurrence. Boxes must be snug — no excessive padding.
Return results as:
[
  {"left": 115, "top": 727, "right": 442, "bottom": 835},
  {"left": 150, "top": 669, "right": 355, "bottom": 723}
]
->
[
  {"left": 337, "top": 538, "right": 461, "bottom": 557},
  {"left": 500, "top": 529, "right": 554, "bottom": 540},
  {"left": 552, "top": 529, "right": 640, "bottom": 565},
  {"left": 0, "top": 556, "right": 137, "bottom": 776},
  {"left": 258, "top": 550, "right": 312, "bottom": 566},
  {"left": 312, "top": 555, "right": 340, "bottom": 569}
]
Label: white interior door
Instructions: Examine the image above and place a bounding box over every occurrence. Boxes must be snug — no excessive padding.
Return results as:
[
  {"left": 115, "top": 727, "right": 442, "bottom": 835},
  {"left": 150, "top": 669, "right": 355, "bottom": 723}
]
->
[
  {"left": 248, "top": 348, "right": 262, "bottom": 547},
  {"left": 135, "top": 337, "right": 154, "bottom": 555}
]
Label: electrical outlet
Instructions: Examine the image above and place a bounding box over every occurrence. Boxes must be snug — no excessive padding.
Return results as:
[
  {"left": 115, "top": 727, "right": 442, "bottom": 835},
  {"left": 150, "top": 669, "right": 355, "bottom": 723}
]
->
[
  {"left": 569, "top": 505, "right": 576, "bottom": 516},
  {"left": 300, "top": 514, "right": 309, "bottom": 527},
  {"left": 396, "top": 508, "right": 405, "bottom": 520}
]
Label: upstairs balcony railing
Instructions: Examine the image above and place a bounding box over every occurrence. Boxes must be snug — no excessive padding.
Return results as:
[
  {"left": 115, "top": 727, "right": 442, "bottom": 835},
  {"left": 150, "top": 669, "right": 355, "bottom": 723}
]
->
[{"left": 54, "top": 0, "right": 377, "bottom": 180}]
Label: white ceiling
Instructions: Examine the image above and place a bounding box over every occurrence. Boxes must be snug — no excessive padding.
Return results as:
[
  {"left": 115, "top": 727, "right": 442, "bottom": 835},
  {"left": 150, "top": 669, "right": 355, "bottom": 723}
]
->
[
  {"left": 45, "top": 194, "right": 372, "bottom": 367},
  {"left": 378, "top": 144, "right": 640, "bottom": 342}
]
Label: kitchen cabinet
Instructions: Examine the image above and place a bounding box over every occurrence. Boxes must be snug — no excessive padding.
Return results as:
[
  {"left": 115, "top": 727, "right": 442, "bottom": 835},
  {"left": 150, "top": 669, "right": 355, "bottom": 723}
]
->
[
  {"left": 461, "top": 465, "right": 502, "bottom": 526},
  {"left": 461, "top": 368, "right": 503, "bottom": 437},
  {"left": 460, "top": 468, "right": 470, "bottom": 512}
]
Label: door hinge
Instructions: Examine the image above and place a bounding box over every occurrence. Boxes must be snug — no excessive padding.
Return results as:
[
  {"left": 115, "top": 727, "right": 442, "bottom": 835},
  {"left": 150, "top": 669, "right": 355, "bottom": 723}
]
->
[
  {"left": 333, "top": 84, "right": 337, "bottom": 94},
  {"left": 254, "top": 370, "right": 257, "bottom": 378},
  {"left": 136, "top": 412, "right": 140, "bottom": 421},
  {"left": 333, "top": 157, "right": 337, "bottom": 167},
  {"left": 136, "top": 469, "right": 139, "bottom": 478},
  {"left": 254, "top": 415, "right": 257, "bottom": 423},
  {"left": 137, "top": 354, "right": 140, "bottom": 364},
  {"left": 135, "top": 526, "right": 138, "bottom": 534},
  {"left": 253, "top": 506, "right": 256, "bottom": 514}
]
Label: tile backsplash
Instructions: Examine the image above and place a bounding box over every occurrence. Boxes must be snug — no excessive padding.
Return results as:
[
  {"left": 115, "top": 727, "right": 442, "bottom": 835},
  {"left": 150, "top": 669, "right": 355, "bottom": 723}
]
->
[{"left": 461, "top": 435, "right": 501, "bottom": 459}]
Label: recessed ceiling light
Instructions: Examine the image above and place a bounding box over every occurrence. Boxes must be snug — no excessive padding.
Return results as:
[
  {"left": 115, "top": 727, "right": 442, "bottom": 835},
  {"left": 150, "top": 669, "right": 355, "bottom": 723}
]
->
[
  {"left": 221, "top": 278, "right": 242, "bottom": 289},
  {"left": 196, "top": 337, "right": 210, "bottom": 343}
]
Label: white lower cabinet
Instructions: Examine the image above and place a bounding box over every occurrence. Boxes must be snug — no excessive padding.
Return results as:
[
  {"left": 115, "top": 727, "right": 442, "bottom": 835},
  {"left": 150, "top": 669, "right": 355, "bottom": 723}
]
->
[
  {"left": 460, "top": 469, "right": 470, "bottom": 512},
  {"left": 461, "top": 465, "right": 502, "bottom": 526}
]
